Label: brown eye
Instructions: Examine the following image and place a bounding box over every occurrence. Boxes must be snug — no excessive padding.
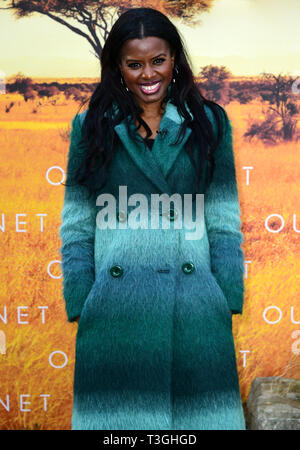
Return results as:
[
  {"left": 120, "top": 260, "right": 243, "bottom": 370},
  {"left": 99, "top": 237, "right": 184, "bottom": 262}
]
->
[
  {"left": 154, "top": 58, "right": 166, "bottom": 64},
  {"left": 128, "top": 63, "right": 141, "bottom": 69}
]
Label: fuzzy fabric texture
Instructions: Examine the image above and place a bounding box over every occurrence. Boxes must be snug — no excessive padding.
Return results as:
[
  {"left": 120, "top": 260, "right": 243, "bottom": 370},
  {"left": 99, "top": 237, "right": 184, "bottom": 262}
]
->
[{"left": 59, "top": 98, "right": 246, "bottom": 430}]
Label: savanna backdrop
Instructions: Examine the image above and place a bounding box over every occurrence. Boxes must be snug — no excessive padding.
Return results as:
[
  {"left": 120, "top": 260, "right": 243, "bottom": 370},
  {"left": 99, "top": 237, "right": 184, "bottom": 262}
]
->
[{"left": 0, "top": 0, "right": 299, "bottom": 430}]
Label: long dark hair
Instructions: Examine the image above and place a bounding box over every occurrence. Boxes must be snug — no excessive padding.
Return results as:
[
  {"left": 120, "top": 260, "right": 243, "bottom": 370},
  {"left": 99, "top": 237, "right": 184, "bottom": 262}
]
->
[{"left": 68, "top": 7, "right": 228, "bottom": 197}]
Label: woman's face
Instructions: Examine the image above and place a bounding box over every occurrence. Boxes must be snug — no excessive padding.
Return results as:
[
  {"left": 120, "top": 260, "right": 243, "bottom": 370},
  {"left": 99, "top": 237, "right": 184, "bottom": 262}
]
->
[{"left": 118, "top": 36, "right": 175, "bottom": 109}]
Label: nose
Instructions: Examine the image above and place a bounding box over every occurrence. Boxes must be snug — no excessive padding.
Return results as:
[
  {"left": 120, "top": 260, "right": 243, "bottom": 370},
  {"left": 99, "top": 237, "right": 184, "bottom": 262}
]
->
[{"left": 142, "top": 63, "right": 155, "bottom": 79}]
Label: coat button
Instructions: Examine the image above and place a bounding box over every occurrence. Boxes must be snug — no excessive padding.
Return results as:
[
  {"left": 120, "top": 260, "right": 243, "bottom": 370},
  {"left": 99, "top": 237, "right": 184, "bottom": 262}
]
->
[
  {"left": 160, "top": 207, "right": 178, "bottom": 220},
  {"left": 117, "top": 211, "right": 127, "bottom": 223},
  {"left": 167, "top": 207, "right": 178, "bottom": 221},
  {"left": 182, "top": 262, "right": 195, "bottom": 274},
  {"left": 110, "top": 265, "right": 124, "bottom": 277}
]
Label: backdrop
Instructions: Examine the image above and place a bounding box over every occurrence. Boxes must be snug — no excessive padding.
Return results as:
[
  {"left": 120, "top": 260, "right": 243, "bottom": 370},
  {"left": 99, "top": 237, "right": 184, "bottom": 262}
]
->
[{"left": 0, "top": 0, "right": 299, "bottom": 430}]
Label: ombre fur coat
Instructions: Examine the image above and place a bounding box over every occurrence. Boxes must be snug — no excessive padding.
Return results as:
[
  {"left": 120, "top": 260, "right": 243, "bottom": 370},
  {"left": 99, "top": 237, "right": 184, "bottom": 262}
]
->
[{"left": 59, "top": 98, "right": 246, "bottom": 430}]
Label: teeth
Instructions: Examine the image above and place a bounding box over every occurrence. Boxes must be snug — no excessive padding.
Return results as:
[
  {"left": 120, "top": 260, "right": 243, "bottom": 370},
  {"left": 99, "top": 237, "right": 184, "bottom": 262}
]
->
[{"left": 141, "top": 82, "right": 160, "bottom": 91}]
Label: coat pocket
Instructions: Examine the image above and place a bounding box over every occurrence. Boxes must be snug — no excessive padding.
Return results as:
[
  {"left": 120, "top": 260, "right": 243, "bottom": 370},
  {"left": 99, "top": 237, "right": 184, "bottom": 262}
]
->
[
  {"left": 76, "top": 279, "right": 99, "bottom": 329},
  {"left": 206, "top": 269, "right": 232, "bottom": 320}
]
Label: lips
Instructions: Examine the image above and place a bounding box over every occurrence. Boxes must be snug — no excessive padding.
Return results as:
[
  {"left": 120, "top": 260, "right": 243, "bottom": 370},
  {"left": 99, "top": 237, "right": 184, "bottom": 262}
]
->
[{"left": 139, "top": 81, "right": 162, "bottom": 94}]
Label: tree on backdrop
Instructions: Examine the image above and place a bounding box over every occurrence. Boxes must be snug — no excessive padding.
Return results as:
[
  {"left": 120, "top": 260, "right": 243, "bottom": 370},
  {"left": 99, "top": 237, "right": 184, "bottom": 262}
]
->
[{"left": 0, "top": 0, "right": 216, "bottom": 63}]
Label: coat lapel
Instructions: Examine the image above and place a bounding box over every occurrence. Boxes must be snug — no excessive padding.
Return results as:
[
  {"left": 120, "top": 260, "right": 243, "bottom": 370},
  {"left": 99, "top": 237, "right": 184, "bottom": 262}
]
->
[
  {"left": 114, "top": 118, "right": 172, "bottom": 194},
  {"left": 113, "top": 99, "right": 193, "bottom": 194}
]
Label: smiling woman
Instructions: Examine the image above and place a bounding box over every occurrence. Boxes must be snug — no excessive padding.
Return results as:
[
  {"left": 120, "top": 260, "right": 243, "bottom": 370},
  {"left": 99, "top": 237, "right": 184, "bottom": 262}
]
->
[
  {"left": 119, "top": 39, "right": 174, "bottom": 98},
  {"left": 118, "top": 37, "right": 174, "bottom": 139},
  {"left": 59, "top": 7, "right": 246, "bottom": 431}
]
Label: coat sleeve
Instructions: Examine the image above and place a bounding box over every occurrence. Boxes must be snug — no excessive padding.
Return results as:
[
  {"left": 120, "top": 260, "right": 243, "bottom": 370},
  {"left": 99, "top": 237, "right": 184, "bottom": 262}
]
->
[
  {"left": 203, "top": 106, "right": 245, "bottom": 315},
  {"left": 59, "top": 113, "right": 96, "bottom": 323}
]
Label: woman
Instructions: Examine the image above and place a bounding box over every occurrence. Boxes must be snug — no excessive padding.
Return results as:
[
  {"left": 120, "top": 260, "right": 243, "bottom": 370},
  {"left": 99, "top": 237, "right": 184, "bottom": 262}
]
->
[{"left": 59, "top": 7, "right": 246, "bottom": 430}]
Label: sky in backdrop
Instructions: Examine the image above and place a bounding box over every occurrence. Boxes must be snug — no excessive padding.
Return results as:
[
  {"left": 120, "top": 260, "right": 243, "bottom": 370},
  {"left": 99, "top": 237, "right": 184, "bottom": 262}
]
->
[{"left": 0, "top": 0, "right": 299, "bottom": 79}]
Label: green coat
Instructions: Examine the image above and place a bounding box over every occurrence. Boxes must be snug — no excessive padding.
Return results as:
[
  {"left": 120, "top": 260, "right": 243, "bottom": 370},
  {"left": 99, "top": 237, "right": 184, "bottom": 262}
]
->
[{"left": 59, "top": 98, "right": 246, "bottom": 430}]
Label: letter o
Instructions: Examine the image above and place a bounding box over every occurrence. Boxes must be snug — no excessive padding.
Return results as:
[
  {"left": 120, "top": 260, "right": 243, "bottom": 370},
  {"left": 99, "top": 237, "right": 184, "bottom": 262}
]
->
[
  {"left": 265, "top": 214, "right": 284, "bottom": 233},
  {"left": 49, "top": 350, "right": 68, "bottom": 368},
  {"left": 47, "top": 260, "right": 62, "bottom": 279},
  {"left": 263, "top": 306, "right": 282, "bottom": 324},
  {"left": 46, "top": 166, "right": 65, "bottom": 186}
]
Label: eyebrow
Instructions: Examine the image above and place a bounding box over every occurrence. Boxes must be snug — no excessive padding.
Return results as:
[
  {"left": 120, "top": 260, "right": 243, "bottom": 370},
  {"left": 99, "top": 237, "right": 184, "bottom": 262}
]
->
[{"left": 125, "top": 53, "right": 167, "bottom": 62}]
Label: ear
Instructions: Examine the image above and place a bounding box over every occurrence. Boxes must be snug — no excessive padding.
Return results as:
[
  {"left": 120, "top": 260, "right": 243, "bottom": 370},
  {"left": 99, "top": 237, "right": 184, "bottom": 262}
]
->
[{"left": 170, "top": 51, "right": 175, "bottom": 68}]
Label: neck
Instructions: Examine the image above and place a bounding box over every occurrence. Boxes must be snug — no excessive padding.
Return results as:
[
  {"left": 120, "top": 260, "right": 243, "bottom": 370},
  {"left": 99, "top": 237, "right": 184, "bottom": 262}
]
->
[{"left": 138, "top": 99, "right": 166, "bottom": 119}]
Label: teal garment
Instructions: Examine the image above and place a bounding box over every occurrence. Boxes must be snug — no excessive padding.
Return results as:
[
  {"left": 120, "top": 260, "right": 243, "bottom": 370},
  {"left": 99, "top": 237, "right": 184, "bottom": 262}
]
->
[{"left": 59, "top": 98, "right": 246, "bottom": 430}]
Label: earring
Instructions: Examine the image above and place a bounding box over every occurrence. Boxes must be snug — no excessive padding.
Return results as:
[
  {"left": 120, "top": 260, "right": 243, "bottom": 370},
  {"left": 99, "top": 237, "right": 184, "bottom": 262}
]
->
[
  {"left": 121, "top": 75, "right": 129, "bottom": 92},
  {"left": 172, "top": 66, "right": 179, "bottom": 83}
]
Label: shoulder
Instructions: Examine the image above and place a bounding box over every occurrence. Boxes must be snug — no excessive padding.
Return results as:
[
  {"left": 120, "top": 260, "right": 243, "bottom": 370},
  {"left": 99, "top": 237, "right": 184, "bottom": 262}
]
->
[
  {"left": 203, "top": 102, "right": 232, "bottom": 139},
  {"left": 78, "top": 109, "right": 88, "bottom": 127},
  {"left": 69, "top": 110, "right": 89, "bottom": 155},
  {"left": 203, "top": 103, "right": 215, "bottom": 126},
  {"left": 71, "top": 109, "right": 88, "bottom": 132}
]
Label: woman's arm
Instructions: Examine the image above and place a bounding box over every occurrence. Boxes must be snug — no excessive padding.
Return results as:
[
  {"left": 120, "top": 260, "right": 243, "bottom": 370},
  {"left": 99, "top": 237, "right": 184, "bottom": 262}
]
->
[
  {"left": 59, "top": 113, "right": 97, "bottom": 323},
  {"left": 204, "top": 106, "right": 245, "bottom": 315}
]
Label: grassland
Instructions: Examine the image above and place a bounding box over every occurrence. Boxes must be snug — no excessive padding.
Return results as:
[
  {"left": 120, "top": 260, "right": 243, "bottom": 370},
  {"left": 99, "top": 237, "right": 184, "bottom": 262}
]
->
[{"left": 0, "top": 89, "right": 299, "bottom": 429}]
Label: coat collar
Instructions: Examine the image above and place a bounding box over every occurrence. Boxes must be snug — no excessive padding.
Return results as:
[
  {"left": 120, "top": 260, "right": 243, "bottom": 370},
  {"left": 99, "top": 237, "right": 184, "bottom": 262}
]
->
[{"left": 113, "top": 98, "right": 193, "bottom": 194}]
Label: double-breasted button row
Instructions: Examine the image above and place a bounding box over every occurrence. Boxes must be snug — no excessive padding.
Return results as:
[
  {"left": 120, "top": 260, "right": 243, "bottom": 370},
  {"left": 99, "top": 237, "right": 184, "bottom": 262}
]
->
[{"left": 109, "top": 261, "right": 195, "bottom": 277}]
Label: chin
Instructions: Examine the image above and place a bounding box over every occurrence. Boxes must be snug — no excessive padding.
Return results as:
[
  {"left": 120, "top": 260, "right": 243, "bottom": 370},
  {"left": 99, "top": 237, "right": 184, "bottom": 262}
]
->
[{"left": 136, "top": 87, "right": 169, "bottom": 104}]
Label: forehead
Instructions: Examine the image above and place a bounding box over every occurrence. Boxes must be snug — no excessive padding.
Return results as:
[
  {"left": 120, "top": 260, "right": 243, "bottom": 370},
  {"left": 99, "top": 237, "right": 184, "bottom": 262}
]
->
[{"left": 120, "top": 37, "right": 170, "bottom": 60}]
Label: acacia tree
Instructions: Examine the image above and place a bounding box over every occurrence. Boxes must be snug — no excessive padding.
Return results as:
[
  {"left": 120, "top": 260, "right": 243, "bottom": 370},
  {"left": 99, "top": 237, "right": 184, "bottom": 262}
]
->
[
  {"left": 244, "top": 72, "right": 299, "bottom": 143},
  {"left": 260, "top": 72, "right": 298, "bottom": 140},
  {"left": 0, "top": 0, "right": 215, "bottom": 62},
  {"left": 198, "top": 65, "right": 231, "bottom": 104}
]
